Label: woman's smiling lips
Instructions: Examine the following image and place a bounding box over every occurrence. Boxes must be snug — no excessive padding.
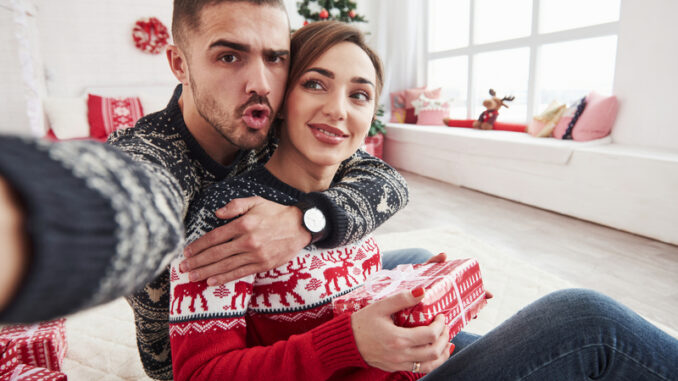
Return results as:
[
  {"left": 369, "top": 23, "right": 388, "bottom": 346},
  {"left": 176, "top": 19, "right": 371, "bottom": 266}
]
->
[
  {"left": 242, "top": 105, "right": 271, "bottom": 130},
  {"left": 308, "top": 123, "right": 349, "bottom": 144}
]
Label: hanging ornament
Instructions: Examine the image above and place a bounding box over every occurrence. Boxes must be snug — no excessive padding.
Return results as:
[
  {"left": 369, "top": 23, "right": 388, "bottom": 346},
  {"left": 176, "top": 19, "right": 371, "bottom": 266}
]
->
[
  {"left": 349, "top": 10, "right": 356, "bottom": 18},
  {"left": 132, "top": 17, "right": 169, "bottom": 55},
  {"left": 319, "top": 8, "right": 329, "bottom": 19}
]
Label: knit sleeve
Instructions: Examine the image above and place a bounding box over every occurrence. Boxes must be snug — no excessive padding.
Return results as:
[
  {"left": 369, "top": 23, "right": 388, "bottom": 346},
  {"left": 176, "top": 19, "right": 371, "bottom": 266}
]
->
[
  {"left": 308, "top": 149, "right": 409, "bottom": 248},
  {"left": 0, "top": 136, "right": 185, "bottom": 323},
  {"left": 169, "top": 258, "right": 366, "bottom": 380}
]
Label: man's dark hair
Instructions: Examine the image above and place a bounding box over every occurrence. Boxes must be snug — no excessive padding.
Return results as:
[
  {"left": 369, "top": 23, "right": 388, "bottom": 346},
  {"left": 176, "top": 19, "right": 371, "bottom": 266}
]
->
[{"left": 172, "top": 0, "right": 287, "bottom": 48}]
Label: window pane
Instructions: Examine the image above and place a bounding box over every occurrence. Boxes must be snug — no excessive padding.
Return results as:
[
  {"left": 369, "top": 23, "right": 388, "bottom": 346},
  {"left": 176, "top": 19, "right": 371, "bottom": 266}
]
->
[
  {"left": 540, "top": 0, "right": 620, "bottom": 34},
  {"left": 536, "top": 36, "right": 617, "bottom": 113},
  {"left": 428, "top": 56, "right": 469, "bottom": 119},
  {"left": 474, "top": 0, "right": 532, "bottom": 44},
  {"left": 428, "top": 0, "right": 470, "bottom": 52},
  {"left": 473, "top": 48, "right": 530, "bottom": 123}
]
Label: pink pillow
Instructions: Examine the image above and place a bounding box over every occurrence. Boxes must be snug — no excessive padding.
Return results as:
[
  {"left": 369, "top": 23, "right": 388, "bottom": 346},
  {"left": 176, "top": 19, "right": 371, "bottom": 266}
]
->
[
  {"left": 572, "top": 92, "right": 618, "bottom": 141},
  {"left": 404, "top": 87, "right": 441, "bottom": 123},
  {"left": 416, "top": 109, "right": 448, "bottom": 125},
  {"left": 87, "top": 94, "right": 144, "bottom": 141},
  {"left": 552, "top": 97, "right": 586, "bottom": 139}
]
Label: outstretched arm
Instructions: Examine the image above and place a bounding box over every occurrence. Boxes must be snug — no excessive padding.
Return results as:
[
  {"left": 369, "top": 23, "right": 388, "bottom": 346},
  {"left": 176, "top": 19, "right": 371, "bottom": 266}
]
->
[{"left": 0, "top": 137, "right": 185, "bottom": 323}]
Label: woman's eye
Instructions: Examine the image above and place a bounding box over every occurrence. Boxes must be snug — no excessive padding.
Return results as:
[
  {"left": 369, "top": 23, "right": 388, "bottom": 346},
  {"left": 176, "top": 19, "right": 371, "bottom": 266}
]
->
[
  {"left": 351, "top": 91, "right": 370, "bottom": 102},
  {"left": 220, "top": 54, "right": 239, "bottom": 63},
  {"left": 302, "top": 80, "right": 324, "bottom": 90}
]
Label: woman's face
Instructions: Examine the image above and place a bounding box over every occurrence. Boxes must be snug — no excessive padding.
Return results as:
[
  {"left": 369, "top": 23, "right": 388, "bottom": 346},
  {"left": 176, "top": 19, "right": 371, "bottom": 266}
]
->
[{"left": 283, "top": 41, "right": 377, "bottom": 168}]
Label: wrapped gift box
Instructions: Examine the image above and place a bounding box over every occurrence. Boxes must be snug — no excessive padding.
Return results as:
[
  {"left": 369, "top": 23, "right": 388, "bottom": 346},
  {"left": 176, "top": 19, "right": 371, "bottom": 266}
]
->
[
  {"left": 0, "top": 319, "right": 67, "bottom": 371},
  {"left": 333, "top": 259, "right": 487, "bottom": 339},
  {"left": 0, "top": 364, "right": 67, "bottom": 381},
  {"left": 0, "top": 339, "right": 19, "bottom": 375}
]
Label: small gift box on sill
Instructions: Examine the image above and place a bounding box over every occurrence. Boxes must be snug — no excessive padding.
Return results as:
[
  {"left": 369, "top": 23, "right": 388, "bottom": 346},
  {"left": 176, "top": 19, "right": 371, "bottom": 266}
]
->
[
  {"left": 0, "top": 319, "right": 67, "bottom": 371},
  {"left": 333, "top": 259, "right": 487, "bottom": 339}
]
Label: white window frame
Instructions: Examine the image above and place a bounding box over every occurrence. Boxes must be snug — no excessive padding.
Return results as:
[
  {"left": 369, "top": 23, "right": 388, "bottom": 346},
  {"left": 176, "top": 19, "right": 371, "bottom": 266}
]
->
[{"left": 423, "top": 0, "right": 619, "bottom": 121}]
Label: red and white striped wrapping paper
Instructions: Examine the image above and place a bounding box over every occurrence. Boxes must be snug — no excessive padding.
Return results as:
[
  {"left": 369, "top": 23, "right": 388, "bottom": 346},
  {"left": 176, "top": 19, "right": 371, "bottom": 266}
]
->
[
  {"left": 333, "top": 259, "right": 487, "bottom": 339},
  {"left": 0, "top": 319, "right": 66, "bottom": 371},
  {"left": 0, "top": 364, "right": 67, "bottom": 381}
]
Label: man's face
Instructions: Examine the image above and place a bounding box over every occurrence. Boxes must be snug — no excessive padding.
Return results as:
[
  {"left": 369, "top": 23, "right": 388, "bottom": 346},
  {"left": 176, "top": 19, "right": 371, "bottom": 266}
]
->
[{"left": 183, "top": 2, "right": 290, "bottom": 150}]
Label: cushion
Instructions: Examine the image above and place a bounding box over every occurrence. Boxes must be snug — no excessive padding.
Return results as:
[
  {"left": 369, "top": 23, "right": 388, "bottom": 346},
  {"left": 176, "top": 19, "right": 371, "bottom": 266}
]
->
[
  {"left": 389, "top": 89, "right": 409, "bottom": 123},
  {"left": 404, "top": 87, "right": 442, "bottom": 123},
  {"left": 43, "top": 96, "right": 90, "bottom": 140},
  {"left": 552, "top": 97, "right": 587, "bottom": 139},
  {"left": 412, "top": 94, "right": 450, "bottom": 126},
  {"left": 571, "top": 92, "right": 618, "bottom": 141},
  {"left": 87, "top": 94, "right": 144, "bottom": 141},
  {"left": 528, "top": 101, "right": 566, "bottom": 137}
]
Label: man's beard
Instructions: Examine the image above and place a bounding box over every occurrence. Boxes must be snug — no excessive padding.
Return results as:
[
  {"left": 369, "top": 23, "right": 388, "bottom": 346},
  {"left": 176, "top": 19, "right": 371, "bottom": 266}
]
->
[{"left": 190, "top": 78, "right": 273, "bottom": 150}]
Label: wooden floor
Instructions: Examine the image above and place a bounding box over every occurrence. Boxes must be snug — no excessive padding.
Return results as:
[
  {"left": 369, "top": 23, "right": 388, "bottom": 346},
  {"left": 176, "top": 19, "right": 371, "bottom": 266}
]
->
[{"left": 375, "top": 170, "right": 678, "bottom": 333}]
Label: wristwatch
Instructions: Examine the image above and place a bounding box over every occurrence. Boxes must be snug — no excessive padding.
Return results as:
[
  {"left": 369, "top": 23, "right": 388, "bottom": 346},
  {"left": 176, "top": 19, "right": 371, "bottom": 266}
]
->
[{"left": 295, "top": 199, "right": 327, "bottom": 244}]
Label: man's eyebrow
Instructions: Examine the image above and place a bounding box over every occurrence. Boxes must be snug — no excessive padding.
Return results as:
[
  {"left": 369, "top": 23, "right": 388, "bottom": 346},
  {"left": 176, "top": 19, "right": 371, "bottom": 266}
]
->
[
  {"left": 266, "top": 49, "right": 290, "bottom": 57},
  {"left": 209, "top": 39, "right": 249, "bottom": 52}
]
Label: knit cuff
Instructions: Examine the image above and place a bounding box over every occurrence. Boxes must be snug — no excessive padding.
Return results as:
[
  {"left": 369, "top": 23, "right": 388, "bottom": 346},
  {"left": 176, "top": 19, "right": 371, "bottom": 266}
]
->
[
  {"left": 310, "top": 313, "right": 367, "bottom": 372},
  {"left": 301, "top": 191, "right": 348, "bottom": 249},
  {"left": 0, "top": 138, "right": 118, "bottom": 322}
]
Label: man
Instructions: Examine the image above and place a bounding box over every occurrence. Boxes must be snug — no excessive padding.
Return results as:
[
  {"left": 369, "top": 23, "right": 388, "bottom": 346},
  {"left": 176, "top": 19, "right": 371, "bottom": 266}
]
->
[{"left": 0, "top": 0, "right": 425, "bottom": 379}]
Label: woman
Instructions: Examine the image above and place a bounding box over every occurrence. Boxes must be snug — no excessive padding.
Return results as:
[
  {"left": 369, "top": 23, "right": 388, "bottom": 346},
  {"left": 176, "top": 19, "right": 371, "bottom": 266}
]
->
[{"left": 169, "top": 21, "right": 678, "bottom": 381}]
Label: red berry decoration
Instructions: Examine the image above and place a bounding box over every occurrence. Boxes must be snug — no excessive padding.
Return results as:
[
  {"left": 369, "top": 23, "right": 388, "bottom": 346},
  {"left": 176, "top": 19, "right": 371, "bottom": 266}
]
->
[
  {"left": 132, "top": 17, "right": 169, "bottom": 54},
  {"left": 303, "top": 20, "right": 309, "bottom": 26},
  {"left": 319, "top": 8, "right": 329, "bottom": 19},
  {"left": 349, "top": 10, "right": 356, "bottom": 18}
]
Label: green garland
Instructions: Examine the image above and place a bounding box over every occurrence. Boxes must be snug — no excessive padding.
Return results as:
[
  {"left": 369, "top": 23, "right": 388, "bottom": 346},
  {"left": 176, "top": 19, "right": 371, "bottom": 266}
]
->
[{"left": 297, "top": 0, "right": 367, "bottom": 23}]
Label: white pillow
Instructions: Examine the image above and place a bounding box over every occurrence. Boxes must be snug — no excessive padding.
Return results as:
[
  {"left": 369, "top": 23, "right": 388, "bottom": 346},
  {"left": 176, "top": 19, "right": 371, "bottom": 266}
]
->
[
  {"left": 43, "top": 96, "right": 89, "bottom": 139},
  {"left": 139, "top": 93, "right": 170, "bottom": 115}
]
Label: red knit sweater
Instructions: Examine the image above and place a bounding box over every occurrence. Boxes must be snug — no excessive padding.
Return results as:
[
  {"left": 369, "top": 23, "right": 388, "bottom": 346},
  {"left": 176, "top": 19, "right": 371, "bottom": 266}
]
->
[{"left": 169, "top": 237, "right": 420, "bottom": 381}]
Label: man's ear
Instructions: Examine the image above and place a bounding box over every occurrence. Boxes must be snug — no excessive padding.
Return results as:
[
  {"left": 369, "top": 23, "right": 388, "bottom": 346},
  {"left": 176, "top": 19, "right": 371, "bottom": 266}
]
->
[{"left": 166, "top": 45, "right": 189, "bottom": 85}]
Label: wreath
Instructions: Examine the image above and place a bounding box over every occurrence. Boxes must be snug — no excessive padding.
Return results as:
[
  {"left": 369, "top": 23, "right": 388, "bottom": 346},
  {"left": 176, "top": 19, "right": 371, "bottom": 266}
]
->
[{"left": 132, "top": 17, "right": 169, "bottom": 54}]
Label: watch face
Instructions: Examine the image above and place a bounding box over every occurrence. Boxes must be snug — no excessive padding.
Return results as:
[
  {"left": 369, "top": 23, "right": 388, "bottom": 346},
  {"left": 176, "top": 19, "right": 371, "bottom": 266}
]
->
[{"left": 304, "top": 207, "right": 326, "bottom": 233}]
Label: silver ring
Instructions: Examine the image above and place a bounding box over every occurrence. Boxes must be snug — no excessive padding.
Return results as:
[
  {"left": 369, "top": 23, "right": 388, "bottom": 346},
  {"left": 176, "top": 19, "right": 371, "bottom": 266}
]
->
[{"left": 412, "top": 361, "right": 421, "bottom": 373}]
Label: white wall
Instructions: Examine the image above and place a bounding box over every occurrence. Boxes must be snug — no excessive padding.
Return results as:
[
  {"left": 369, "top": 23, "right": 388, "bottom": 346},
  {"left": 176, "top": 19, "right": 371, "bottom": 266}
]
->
[
  {"left": 612, "top": 0, "right": 678, "bottom": 152},
  {"left": 35, "top": 0, "right": 176, "bottom": 97}
]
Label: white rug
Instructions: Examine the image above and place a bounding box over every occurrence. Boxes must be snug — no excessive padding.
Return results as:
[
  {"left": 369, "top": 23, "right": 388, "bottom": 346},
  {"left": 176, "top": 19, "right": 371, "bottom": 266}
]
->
[{"left": 60, "top": 226, "right": 675, "bottom": 380}]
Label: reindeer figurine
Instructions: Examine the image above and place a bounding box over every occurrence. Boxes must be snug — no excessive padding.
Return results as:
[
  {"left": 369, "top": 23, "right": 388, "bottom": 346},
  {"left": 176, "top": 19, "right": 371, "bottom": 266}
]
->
[{"left": 473, "top": 89, "right": 515, "bottom": 130}]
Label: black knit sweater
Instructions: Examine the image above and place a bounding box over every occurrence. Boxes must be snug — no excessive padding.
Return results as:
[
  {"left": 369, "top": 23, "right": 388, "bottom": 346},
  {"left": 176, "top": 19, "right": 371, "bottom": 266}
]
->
[{"left": 0, "top": 85, "right": 408, "bottom": 380}]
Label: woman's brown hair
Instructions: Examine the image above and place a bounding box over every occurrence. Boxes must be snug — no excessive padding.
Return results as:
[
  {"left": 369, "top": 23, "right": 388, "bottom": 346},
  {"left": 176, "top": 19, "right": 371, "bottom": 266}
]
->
[{"left": 286, "top": 21, "right": 384, "bottom": 114}]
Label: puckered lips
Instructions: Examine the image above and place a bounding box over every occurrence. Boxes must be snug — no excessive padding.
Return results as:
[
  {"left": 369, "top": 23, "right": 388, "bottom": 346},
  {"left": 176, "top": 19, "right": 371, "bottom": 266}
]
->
[
  {"left": 308, "top": 123, "right": 349, "bottom": 145},
  {"left": 242, "top": 104, "right": 271, "bottom": 130}
]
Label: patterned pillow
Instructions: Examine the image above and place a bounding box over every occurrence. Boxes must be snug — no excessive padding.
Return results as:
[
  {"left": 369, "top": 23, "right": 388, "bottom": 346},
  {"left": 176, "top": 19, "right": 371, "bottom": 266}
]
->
[
  {"left": 412, "top": 94, "right": 450, "bottom": 126},
  {"left": 404, "top": 87, "right": 442, "bottom": 123},
  {"left": 389, "top": 87, "right": 422, "bottom": 123},
  {"left": 552, "top": 97, "right": 587, "bottom": 139},
  {"left": 87, "top": 94, "right": 144, "bottom": 141}
]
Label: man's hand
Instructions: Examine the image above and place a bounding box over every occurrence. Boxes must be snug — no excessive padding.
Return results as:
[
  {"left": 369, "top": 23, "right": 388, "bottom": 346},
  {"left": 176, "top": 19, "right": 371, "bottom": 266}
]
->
[
  {"left": 180, "top": 196, "right": 311, "bottom": 285},
  {"left": 0, "top": 176, "right": 28, "bottom": 312}
]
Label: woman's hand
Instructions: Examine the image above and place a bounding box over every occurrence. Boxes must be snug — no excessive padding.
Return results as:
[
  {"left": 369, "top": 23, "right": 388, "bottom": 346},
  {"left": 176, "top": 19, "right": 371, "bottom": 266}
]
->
[
  {"left": 351, "top": 288, "right": 452, "bottom": 374},
  {"left": 0, "top": 176, "right": 28, "bottom": 312}
]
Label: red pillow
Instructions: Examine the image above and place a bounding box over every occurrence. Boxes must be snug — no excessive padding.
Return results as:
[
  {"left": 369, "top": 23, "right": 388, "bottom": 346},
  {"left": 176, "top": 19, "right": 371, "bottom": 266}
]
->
[{"left": 87, "top": 94, "right": 144, "bottom": 141}]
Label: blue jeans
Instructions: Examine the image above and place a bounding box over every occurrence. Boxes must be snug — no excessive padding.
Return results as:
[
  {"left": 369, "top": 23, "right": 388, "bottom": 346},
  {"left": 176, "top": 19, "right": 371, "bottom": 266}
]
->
[
  {"left": 381, "top": 248, "right": 432, "bottom": 270},
  {"left": 423, "top": 289, "right": 678, "bottom": 380}
]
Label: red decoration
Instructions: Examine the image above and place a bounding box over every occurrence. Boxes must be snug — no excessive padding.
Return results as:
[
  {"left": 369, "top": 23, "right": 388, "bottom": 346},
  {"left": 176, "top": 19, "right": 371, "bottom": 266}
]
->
[
  {"left": 303, "top": 20, "right": 309, "bottom": 26},
  {"left": 132, "top": 17, "right": 169, "bottom": 54},
  {"left": 0, "top": 319, "right": 67, "bottom": 371},
  {"left": 333, "top": 260, "right": 487, "bottom": 340},
  {"left": 364, "top": 133, "right": 384, "bottom": 159},
  {"left": 87, "top": 94, "right": 145, "bottom": 141},
  {"left": 319, "top": 9, "right": 329, "bottom": 19},
  {"left": 349, "top": 10, "right": 356, "bottom": 18}
]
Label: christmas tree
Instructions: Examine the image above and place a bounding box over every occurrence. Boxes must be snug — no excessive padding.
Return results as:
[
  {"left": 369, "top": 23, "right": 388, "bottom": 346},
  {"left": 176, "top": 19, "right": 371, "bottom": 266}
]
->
[{"left": 297, "top": 0, "right": 367, "bottom": 24}]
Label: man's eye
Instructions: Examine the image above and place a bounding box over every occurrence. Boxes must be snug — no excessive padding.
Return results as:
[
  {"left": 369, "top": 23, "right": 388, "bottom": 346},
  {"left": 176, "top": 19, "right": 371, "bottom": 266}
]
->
[
  {"left": 219, "top": 54, "right": 238, "bottom": 63},
  {"left": 267, "top": 55, "right": 285, "bottom": 63},
  {"left": 302, "top": 80, "right": 324, "bottom": 90}
]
